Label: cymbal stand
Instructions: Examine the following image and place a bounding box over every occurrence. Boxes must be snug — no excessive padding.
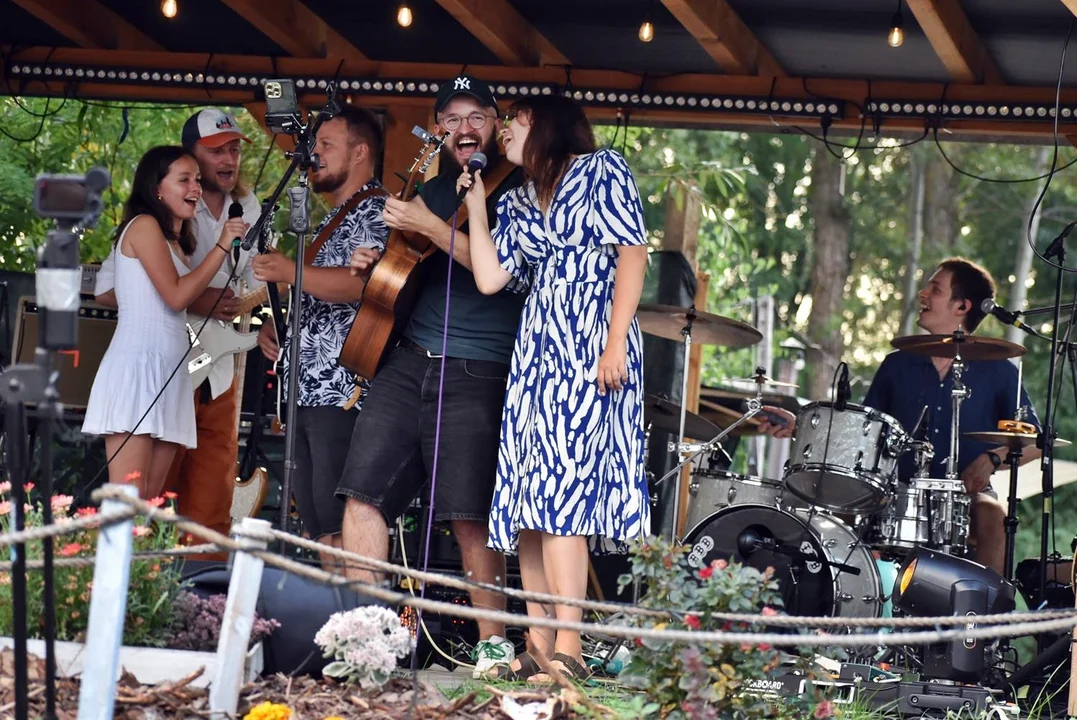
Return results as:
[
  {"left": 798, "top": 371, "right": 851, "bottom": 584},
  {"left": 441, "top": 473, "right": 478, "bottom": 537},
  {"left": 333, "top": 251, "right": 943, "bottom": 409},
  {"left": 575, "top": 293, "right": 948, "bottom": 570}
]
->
[
  {"left": 1002, "top": 445, "right": 1023, "bottom": 582},
  {"left": 931, "top": 333, "right": 971, "bottom": 556},
  {"left": 946, "top": 333, "right": 969, "bottom": 481},
  {"left": 668, "top": 307, "right": 696, "bottom": 543}
]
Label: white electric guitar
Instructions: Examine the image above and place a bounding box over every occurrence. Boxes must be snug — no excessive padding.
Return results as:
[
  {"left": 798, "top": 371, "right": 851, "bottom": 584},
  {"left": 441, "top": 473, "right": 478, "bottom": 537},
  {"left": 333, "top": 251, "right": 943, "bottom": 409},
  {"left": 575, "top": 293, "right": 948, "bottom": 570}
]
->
[{"left": 185, "top": 283, "right": 271, "bottom": 388}]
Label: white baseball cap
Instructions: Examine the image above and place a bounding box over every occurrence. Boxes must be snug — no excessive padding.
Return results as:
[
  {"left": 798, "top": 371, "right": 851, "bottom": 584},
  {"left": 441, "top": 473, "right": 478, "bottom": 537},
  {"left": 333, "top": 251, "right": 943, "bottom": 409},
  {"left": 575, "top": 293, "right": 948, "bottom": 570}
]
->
[{"left": 182, "top": 108, "right": 252, "bottom": 149}]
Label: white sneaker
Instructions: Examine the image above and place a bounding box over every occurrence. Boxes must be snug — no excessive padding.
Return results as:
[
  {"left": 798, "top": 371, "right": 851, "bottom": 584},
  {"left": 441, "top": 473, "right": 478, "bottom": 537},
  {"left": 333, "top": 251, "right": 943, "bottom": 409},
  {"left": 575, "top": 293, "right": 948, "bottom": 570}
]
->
[{"left": 471, "top": 635, "right": 516, "bottom": 679}]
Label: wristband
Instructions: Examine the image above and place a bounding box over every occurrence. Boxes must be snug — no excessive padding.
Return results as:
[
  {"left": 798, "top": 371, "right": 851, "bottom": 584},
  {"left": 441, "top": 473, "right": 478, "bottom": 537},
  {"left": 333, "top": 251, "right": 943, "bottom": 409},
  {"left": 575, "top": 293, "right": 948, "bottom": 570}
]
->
[{"left": 214, "top": 244, "right": 229, "bottom": 255}]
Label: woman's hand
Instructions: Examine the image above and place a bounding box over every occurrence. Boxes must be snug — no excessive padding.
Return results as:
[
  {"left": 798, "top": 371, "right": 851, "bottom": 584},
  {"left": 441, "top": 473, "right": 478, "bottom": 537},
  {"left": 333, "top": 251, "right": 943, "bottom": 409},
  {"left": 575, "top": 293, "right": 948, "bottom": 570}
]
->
[
  {"left": 217, "top": 218, "right": 249, "bottom": 252},
  {"left": 455, "top": 169, "right": 487, "bottom": 213},
  {"left": 596, "top": 337, "right": 628, "bottom": 396}
]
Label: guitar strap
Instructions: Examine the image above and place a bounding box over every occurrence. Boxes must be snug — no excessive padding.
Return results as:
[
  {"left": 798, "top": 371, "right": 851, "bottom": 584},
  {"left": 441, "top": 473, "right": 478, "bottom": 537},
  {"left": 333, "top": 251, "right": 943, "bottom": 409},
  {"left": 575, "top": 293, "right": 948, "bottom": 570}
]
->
[
  {"left": 451, "top": 159, "right": 517, "bottom": 230},
  {"left": 304, "top": 186, "right": 389, "bottom": 265}
]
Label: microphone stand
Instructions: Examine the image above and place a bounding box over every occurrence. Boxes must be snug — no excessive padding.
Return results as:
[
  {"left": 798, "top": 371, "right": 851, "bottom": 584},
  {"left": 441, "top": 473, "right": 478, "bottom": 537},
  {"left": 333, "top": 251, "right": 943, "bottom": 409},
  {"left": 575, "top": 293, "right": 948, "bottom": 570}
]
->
[
  {"left": 246, "top": 87, "right": 339, "bottom": 537},
  {"left": 1037, "top": 229, "right": 1069, "bottom": 649}
]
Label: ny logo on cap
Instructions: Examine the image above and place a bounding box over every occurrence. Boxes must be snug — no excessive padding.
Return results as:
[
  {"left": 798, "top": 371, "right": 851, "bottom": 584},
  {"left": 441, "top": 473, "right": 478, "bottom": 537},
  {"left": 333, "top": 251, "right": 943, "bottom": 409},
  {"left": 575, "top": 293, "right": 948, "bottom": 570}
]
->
[{"left": 453, "top": 77, "right": 471, "bottom": 90}]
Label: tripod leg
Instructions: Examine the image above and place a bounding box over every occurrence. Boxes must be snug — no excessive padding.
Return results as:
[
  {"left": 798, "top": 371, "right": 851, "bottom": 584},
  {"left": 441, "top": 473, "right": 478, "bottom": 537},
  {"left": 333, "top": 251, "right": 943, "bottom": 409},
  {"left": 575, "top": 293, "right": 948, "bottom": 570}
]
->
[{"left": 5, "top": 401, "right": 29, "bottom": 720}]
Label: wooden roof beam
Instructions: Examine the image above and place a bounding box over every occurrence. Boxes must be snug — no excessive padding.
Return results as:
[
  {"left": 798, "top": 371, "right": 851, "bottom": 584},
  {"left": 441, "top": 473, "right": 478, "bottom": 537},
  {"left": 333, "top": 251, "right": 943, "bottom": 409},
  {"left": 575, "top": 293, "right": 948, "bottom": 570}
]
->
[
  {"left": 434, "top": 0, "right": 569, "bottom": 67},
  {"left": 906, "top": 0, "right": 1003, "bottom": 84},
  {"left": 660, "top": 0, "right": 785, "bottom": 77},
  {"left": 221, "top": 0, "right": 368, "bottom": 62},
  {"left": 9, "top": 0, "right": 162, "bottom": 51},
  {"left": 1061, "top": 0, "right": 1077, "bottom": 18}
]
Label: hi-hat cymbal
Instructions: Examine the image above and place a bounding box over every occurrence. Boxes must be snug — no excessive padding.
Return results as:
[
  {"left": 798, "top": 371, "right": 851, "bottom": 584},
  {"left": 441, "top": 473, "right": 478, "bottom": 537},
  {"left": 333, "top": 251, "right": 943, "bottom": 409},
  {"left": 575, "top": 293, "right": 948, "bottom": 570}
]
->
[
  {"left": 697, "top": 399, "right": 766, "bottom": 436},
  {"left": 964, "top": 431, "right": 1071, "bottom": 450},
  {"left": 644, "top": 394, "right": 720, "bottom": 440},
  {"left": 891, "top": 332, "right": 1026, "bottom": 361},
  {"left": 723, "top": 373, "right": 800, "bottom": 389},
  {"left": 636, "top": 304, "right": 762, "bottom": 348}
]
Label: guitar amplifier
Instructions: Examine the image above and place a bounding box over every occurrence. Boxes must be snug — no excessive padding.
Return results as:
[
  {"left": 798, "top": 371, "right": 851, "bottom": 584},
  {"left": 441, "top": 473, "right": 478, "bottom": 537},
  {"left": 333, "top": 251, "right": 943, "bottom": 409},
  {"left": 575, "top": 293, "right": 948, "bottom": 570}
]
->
[{"left": 11, "top": 296, "right": 117, "bottom": 409}]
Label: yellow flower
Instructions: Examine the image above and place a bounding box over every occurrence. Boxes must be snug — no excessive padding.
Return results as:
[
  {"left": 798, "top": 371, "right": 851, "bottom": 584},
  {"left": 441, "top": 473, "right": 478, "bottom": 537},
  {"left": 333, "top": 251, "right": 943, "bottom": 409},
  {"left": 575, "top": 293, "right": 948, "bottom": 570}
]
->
[
  {"left": 324, "top": 717, "right": 345, "bottom": 720},
  {"left": 242, "top": 702, "right": 292, "bottom": 720}
]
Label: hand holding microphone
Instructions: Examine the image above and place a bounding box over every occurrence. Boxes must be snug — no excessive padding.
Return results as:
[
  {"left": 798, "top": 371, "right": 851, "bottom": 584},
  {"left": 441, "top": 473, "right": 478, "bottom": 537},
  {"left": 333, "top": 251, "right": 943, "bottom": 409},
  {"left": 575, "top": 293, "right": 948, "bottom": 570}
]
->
[
  {"left": 227, "top": 201, "right": 245, "bottom": 264},
  {"left": 455, "top": 152, "right": 489, "bottom": 207}
]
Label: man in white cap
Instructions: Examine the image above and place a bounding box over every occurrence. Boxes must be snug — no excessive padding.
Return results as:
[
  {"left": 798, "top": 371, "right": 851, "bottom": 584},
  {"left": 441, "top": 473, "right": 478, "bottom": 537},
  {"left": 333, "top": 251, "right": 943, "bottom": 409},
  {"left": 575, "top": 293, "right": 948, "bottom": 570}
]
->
[{"left": 95, "top": 108, "right": 262, "bottom": 547}]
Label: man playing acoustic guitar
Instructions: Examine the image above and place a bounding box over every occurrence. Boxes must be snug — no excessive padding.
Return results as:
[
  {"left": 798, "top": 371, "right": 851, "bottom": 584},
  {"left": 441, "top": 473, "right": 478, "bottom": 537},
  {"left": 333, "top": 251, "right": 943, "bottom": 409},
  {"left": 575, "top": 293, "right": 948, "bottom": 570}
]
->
[{"left": 339, "top": 76, "right": 525, "bottom": 679}]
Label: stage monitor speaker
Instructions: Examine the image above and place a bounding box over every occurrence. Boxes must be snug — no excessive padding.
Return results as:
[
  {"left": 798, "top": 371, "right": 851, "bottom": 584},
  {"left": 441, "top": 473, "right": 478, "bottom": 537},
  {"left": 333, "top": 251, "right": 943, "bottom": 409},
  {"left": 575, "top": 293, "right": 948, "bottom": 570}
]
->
[{"left": 12, "top": 296, "right": 117, "bottom": 409}]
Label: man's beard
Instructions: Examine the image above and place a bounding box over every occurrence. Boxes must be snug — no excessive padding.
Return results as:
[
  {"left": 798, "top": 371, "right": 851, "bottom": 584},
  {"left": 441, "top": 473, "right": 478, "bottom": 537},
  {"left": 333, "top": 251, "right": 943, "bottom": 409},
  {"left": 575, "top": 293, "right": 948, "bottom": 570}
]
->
[
  {"left": 312, "top": 169, "right": 347, "bottom": 195},
  {"left": 199, "top": 173, "right": 231, "bottom": 195},
  {"left": 440, "top": 132, "right": 501, "bottom": 174}
]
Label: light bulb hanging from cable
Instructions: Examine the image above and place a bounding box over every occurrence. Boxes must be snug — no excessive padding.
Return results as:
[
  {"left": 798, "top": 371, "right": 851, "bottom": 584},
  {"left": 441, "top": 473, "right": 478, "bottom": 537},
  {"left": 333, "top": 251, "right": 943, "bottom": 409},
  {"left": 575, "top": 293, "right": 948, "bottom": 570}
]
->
[
  {"left": 888, "top": 0, "right": 904, "bottom": 47},
  {"left": 638, "top": 0, "right": 655, "bottom": 42},
  {"left": 161, "top": 0, "right": 178, "bottom": 19},
  {"left": 397, "top": 4, "right": 413, "bottom": 28}
]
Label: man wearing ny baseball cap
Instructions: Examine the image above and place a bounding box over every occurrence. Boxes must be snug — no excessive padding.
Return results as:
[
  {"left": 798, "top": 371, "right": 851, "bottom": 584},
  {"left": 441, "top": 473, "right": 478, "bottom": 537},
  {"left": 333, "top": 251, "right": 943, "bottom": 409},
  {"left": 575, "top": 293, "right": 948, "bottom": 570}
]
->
[
  {"left": 338, "top": 75, "right": 527, "bottom": 679},
  {"left": 95, "top": 107, "right": 262, "bottom": 550}
]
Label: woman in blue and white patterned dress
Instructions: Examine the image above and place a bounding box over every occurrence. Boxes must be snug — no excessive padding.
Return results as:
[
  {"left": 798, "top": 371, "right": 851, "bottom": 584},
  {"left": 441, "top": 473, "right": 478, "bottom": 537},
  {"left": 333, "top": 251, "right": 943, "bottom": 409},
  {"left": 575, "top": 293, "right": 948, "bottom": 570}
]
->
[{"left": 458, "top": 94, "right": 649, "bottom": 682}]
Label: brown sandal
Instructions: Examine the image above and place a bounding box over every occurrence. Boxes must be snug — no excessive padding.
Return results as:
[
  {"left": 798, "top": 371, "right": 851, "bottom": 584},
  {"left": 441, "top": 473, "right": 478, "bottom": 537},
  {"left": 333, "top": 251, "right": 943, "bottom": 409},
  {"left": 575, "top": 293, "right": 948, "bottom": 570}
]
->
[
  {"left": 550, "top": 653, "right": 592, "bottom": 681},
  {"left": 486, "top": 651, "right": 542, "bottom": 682}
]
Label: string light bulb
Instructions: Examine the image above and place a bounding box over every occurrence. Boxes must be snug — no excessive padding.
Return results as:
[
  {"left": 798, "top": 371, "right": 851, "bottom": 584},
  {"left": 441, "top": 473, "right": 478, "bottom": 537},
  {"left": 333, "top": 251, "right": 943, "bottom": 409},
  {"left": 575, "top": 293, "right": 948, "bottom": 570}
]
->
[
  {"left": 161, "top": 0, "right": 178, "bottom": 19},
  {"left": 397, "top": 4, "right": 413, "bottom": 28},
  {"left": 638, "top": 20, "right": 655, "bottom": 43},
  {"left": 888, "top": 0, "right": 904, "bottom": 47}
]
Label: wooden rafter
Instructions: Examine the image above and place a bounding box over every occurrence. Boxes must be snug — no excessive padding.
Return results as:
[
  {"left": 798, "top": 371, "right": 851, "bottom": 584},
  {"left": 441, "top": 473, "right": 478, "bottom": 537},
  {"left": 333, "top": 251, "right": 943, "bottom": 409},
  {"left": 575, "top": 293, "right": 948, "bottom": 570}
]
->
[
  {"left": 220, "top": 0, "right": 368, "bottom": 62},
  {"left": 6, "top": 46, "right": 1077, "bottom": 139},
  {"left": 433, "top": 0, "right": 568, "bottom": 66},
  {"left": 906, "top": 0, "right": 1003, "bottom": 84},
  {"left": 660, "top": 0, "right": 785, "bottom": 77},
  {"left": 9, "top": 0, "right": 162, "bottom": 51},
  {"left": 1061, "top": 0, "right": 1077, "bottom": 18}
]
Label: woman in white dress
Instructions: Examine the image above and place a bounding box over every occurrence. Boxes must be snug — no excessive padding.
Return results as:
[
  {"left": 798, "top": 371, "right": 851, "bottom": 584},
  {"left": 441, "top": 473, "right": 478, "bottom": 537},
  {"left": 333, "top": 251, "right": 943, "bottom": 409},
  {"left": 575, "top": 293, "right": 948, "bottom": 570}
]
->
[{"left": 82, "top": 145, "right": 247, "bottom": 498}]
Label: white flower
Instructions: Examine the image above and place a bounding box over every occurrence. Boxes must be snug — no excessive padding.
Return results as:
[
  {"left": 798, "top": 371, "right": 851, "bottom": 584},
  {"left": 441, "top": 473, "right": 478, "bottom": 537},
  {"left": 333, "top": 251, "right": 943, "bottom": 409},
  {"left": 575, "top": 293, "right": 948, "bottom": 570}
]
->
[{"left": 314, "top": 606, "right": 415, "bottom": 689}]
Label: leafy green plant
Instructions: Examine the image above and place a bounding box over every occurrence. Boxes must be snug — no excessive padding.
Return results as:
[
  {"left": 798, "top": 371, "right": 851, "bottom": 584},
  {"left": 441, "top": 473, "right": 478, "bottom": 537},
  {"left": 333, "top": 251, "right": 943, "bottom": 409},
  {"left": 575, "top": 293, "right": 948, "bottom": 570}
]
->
[
  {"left": 0, "top": 483, "right": 185, "bottom": 647},
  {"left": 616, "top": 535, "right": 817, "bottom": 719}
]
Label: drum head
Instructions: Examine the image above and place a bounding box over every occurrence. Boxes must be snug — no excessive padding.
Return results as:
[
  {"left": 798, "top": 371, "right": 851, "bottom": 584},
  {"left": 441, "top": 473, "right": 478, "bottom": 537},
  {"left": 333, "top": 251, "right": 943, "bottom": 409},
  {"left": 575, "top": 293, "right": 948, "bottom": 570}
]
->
[{"left": 683, "top": 505, "right": 833, "bottom": 618}]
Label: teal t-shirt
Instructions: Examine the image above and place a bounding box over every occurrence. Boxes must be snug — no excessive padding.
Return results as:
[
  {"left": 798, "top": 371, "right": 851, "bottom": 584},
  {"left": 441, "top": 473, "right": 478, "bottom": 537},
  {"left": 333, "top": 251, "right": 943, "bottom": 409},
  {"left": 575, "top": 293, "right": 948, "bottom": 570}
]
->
[{"left": 402, "top": 161, "right": 527, "bottom": 364}]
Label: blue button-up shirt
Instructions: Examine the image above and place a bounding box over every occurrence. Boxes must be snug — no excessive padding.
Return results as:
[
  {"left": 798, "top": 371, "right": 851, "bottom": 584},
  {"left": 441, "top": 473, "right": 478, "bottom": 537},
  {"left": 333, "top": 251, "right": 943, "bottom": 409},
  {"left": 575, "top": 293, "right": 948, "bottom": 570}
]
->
[{"left": 863, "top": 350, "right": 1039, "bottom": 482}]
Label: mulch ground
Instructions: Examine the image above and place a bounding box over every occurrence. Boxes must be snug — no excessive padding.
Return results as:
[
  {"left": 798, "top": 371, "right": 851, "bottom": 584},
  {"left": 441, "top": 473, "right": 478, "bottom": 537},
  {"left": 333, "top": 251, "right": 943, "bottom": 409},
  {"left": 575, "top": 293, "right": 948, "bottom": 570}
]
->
[{"left": 1, "top": 649, "right": 605, "bottom": 719}]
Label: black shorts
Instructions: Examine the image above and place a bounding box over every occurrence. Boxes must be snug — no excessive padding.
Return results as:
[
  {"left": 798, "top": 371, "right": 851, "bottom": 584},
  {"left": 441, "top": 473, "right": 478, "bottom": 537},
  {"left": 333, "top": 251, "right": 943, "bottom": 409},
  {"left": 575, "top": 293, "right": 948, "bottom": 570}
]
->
[
  {"left": 293, "top": 405, "right": 359, "bottom": 538},
  {"left": 336, "top": 343, "right": 508, "bottom": 523}
]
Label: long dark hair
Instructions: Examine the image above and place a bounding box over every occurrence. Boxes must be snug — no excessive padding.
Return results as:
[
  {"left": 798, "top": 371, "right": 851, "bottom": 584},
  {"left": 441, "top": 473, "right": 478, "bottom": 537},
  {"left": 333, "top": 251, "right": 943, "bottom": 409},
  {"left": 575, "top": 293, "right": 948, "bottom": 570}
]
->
[
  {"left": 114, "top": 145, "right": 198, "bottom": 256},
  {"left": 512, "top": 95, "right": 596, "bottom": 209}
]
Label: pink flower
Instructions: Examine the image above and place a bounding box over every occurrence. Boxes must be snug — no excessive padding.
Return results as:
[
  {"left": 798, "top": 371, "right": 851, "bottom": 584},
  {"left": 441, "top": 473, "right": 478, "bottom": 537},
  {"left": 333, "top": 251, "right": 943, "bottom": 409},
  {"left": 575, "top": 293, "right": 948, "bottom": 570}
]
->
[
  {"left": 59, "top": 543, "right": 83, "bottom": 557},
  {"left": 123, "top": 471, "right": 141, "bottom": 483},
  {"left": 162, "top": 491, "right": 178, "bottom": 500},
  {"left": 75, "top": 507, "right": 97, "bottom": 517},
  {"left": 147, "top": 496, "right": 166, "bottom": 508},
  {"left": 132, "top": 526, "right": 151, "bottom": 538},
  {"left": 0, "top": 501, "right": 10, "bottom": 516},
  {"left": 23, "top": 483, "right": 34, "bottom": 494},
  {"left": 50, "top": 495, "right": 74, "bottom": 510},
  {"left": 814, "top": 700, "right": 835, "bottom": 719},
  {"left": 0, "top": 481, "right": 10, "bottom": 494},
  {"left": 761, "top": 606, "right": 779, "bottom": 617},
  {"left": 710, "top": 558, "right": 728, "bottom": 571},
  {"left": 685, "top": 614, "right": 701, "bottom": 630}
]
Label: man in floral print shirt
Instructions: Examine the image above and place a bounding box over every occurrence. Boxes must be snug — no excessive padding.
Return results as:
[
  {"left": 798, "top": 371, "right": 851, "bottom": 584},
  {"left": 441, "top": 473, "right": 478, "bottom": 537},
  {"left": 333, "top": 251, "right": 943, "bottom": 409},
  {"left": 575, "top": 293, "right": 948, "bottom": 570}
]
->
[{"left": 254, "top": 105, "right": 388, "bottom": 568}]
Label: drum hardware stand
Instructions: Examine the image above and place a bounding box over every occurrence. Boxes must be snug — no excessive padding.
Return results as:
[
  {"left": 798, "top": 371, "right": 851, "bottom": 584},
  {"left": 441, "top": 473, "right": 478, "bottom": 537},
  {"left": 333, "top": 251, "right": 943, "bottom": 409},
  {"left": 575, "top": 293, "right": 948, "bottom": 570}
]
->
[
  {"left": 669, "top": 306, "right": 697, "bottom": 543},
  {"left": 937, "top": 331, "right": 970, "bottom": 557}
]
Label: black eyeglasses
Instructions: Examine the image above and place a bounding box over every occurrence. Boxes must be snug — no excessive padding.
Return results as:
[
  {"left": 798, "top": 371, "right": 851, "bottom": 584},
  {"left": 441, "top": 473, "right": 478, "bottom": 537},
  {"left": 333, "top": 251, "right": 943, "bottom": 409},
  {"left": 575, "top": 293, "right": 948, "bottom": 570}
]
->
[{"left": 439, "top": 112, "right": 493, "bottom": 131}]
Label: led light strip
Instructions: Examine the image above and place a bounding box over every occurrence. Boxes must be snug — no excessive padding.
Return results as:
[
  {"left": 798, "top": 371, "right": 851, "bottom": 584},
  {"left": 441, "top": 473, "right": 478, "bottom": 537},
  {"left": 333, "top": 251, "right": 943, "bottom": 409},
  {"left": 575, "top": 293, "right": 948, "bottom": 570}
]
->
[
  {"left": 7, "top": 62, "right": 843, "bottom": 118},
  {"left": 867, "top": 99, "right": 1077, "bottom": 121}
]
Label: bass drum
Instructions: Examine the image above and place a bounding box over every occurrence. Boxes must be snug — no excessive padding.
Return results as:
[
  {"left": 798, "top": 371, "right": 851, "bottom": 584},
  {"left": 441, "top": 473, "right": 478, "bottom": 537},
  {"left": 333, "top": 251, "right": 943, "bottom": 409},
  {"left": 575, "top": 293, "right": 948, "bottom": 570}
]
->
[{"left": 683, "top": 504, "right": 885, "bottom": 624}]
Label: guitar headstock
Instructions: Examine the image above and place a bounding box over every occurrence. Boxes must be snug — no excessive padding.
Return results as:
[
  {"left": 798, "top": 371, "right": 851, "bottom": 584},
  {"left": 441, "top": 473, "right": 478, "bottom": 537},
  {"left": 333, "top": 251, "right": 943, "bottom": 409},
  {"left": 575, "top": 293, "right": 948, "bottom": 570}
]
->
[
  {"left": 399, "top": 127, "right": 449, "bottom": 198},
  {"left": 256, "top": 201, "right": 281, "bottom": 253}
]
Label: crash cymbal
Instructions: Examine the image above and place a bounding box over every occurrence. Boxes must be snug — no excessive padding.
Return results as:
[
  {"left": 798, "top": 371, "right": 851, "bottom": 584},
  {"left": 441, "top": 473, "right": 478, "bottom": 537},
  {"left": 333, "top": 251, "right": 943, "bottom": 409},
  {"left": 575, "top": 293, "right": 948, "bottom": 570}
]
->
[
  {"left": 644, "top": 394, "right": 720, "bottom": 440},
  {"left": 963, "top": 431, "right": 1071, "bottom": 450},
  {"left": 700, "top": 386, "right": 801, "bottom": 412},
  {"left": 636, "top": 304, "right": 762, "bottom": 348},
  {"left": 891, "top": 332, "right": 1026, "bottom": 361},
  {"left": 723, "top": 372, "right": 800, "bottom": 390}
]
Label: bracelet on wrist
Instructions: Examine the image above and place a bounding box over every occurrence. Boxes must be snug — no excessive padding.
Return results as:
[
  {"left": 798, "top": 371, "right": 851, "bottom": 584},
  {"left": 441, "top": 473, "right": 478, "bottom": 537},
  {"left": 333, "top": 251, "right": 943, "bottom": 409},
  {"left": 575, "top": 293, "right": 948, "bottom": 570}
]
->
[{"left": 215, "top": 243, "right": 229, "bottom": 255}]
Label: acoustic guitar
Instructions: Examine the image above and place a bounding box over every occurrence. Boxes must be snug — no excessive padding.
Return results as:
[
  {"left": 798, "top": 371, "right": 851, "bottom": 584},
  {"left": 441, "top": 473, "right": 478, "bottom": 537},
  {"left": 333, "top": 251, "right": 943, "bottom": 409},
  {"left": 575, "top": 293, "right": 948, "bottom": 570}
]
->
[{"left": 337, "top": 129, "right": 448, "bottom": 379}]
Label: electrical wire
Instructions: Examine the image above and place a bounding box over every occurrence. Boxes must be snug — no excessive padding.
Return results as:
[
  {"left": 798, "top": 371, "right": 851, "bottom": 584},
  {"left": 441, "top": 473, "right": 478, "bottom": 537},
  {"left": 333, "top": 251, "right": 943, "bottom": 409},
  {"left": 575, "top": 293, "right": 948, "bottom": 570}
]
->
[{"left": 932, "top": 128, "right": 1077, "bottom": 184}]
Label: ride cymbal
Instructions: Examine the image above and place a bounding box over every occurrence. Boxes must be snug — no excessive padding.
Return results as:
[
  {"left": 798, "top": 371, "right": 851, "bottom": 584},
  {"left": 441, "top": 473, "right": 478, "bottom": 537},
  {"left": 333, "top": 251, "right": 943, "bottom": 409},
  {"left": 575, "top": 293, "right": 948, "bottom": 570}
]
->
[
  {"left": 891, "top": 332, "right": 1026, "bottom": 361},
  {"left": 636, "top": 304, "right": 762, "bottom": 348},
  {"left": 963, "top": 431, "right": 1071, "bottom": 450}
]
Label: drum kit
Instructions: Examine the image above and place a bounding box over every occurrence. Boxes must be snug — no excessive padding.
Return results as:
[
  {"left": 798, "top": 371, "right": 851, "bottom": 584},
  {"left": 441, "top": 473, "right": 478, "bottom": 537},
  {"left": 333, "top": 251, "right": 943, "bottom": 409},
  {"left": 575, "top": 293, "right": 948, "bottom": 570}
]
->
[{"left": 637, "top": 304, "right": 1061, "bottom": 654}]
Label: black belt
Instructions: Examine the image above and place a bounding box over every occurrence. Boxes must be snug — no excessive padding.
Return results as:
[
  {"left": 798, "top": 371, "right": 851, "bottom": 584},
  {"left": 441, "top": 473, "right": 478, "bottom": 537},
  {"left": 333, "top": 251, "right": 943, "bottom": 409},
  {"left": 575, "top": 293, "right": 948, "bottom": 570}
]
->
[{"left": 398, "top": 337, "right": 444, "bottom": 358}]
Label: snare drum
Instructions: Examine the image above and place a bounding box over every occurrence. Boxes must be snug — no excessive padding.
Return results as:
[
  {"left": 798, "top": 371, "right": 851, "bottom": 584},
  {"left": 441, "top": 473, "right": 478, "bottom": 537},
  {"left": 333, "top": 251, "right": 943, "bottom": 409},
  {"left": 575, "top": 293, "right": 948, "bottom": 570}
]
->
[
  {"left": 784, "top": 402, "right": 908, "bottom": 514},
  {"left": 869, "top": 484, "right": 929, "bottom": 558},
  {"left": 685, "top": 469, "right": 785, "bottom": 533}
]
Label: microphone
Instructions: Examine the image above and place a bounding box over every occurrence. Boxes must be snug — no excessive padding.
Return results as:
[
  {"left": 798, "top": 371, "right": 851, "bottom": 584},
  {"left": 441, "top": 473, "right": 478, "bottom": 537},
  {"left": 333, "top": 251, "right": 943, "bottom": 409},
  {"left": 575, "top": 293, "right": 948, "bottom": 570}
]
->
[
  {"left": 981, "top": 298, "right": 1039, "bottom": 336},
  {"left": 834, "top": 363, "right": 851, "bottom": 412},
  {"left": 456, "top": 152, "right": 488, "bottom": 205},
  {"left": 228, "top": 201, "right": 244, "bottom": 264}
]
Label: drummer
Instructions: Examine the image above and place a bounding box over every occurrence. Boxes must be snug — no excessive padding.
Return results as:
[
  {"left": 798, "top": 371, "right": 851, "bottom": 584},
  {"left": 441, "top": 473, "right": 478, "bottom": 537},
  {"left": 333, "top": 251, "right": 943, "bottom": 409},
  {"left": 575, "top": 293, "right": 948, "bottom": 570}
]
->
[{"left": 760, "top": 258, "right": 1039, "bottom": 573}]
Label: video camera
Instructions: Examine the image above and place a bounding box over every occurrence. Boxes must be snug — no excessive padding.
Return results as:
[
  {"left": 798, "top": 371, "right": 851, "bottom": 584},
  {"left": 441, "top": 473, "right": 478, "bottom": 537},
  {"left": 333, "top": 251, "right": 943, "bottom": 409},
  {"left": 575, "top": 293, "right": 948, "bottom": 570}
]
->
[{"left": 32, "top": 167, "right": 110, "bottom": 228}]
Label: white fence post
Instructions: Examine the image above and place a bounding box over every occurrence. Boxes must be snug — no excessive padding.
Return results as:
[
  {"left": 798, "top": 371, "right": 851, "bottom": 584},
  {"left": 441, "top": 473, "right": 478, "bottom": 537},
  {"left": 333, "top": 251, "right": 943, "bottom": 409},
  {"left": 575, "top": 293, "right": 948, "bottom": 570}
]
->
[
  {"left": 209, "top": 517, "right": 270, "bottom": 717},
  {"left": 76, "top": 484, "right": 139, "bottom": 720}
]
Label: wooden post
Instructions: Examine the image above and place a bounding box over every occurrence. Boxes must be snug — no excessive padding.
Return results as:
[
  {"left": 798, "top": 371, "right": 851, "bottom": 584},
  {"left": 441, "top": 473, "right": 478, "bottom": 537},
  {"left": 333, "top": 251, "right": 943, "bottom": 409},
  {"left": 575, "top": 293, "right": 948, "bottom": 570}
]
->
[
  {"left": 209, "top": 517, "right": 272, "bottom": 717},
  {"left": 76, "top": 484, "right": 138, "bottom": 720},
  {"left": 381, "top": 104, "right": 435, "bottom": 193},
  {"left": 677, "top": 272, "right": 710, "bottom": 538}
]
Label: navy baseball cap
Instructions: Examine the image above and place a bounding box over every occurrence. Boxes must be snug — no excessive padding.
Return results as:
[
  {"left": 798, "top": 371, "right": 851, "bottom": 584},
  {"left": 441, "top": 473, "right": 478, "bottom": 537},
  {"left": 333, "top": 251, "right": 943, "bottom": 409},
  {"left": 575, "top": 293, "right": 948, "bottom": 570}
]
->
[{"left": 434, "top": 75, "right": 499, "bottom": 115}]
